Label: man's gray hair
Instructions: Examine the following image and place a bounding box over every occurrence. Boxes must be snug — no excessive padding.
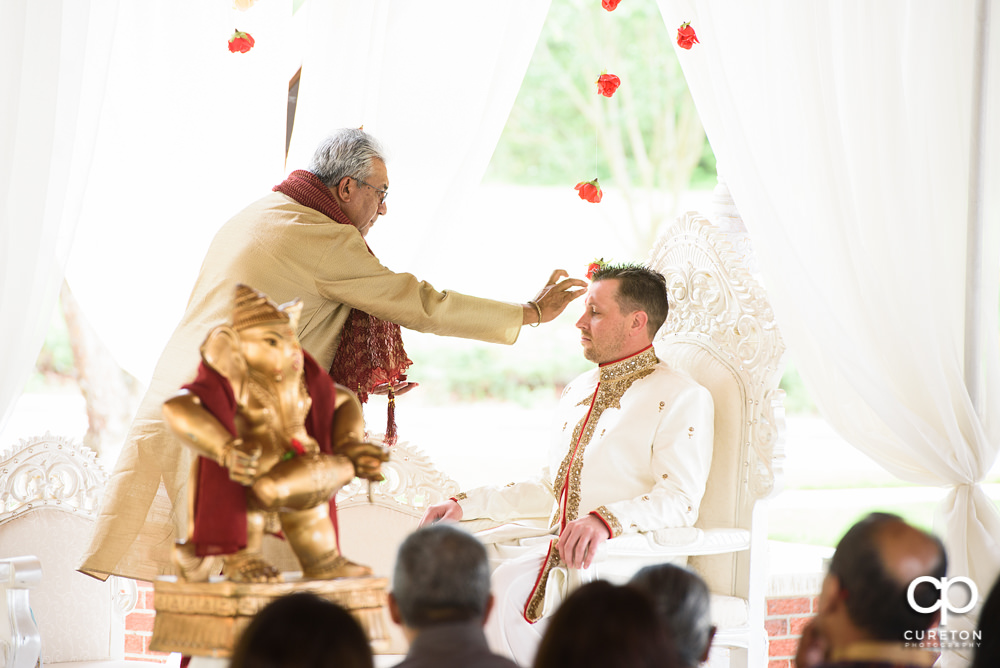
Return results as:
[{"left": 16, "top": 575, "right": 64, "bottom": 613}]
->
[
  {"left": 392, "top": 524, "right": 491, "bottom": 628},
  {"left": 629, "top": 564, "right": 713, "bottom": 668},
  {"left": 307, "top": 128, "right": 387, "bottom": 189}
]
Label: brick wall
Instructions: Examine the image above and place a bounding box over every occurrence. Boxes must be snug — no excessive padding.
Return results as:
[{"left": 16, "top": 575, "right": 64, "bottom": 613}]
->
[
  {"left": 764, "top": 594, "right": 818, "bottom": 667},
  {"left": 125, "top": 580, "right": 171, "bottom": 663}
]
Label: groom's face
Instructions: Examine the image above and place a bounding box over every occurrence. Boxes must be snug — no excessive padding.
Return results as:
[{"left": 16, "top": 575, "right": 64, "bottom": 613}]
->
[{"left": 576, "top": 279, "right": 630, "bottom": 364}]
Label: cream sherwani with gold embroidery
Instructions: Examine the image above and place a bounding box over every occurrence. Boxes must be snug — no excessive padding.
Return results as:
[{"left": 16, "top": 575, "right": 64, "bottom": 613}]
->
[
  {"left": 455, "top": 346, "right": 714, "bottom": 665},
  {"left": 80, "top": 191, "right": 523, "bottom": 582}
]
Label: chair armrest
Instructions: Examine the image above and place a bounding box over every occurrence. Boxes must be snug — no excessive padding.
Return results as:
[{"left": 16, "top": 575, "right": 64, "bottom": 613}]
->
[
  {"left": 602, "top": 527, "right": 752, "bottom": 557},
  {"left": 0, "top": 556, "right": 42, "bottom": 668}
]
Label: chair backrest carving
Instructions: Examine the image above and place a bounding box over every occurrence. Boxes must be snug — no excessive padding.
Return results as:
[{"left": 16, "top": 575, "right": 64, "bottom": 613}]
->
[
  {"left": 648, "top": 212, "right": 786, "bottom": 598},
  {"left": 0, "top": 433, "right": 107, "bottom": 521},
  {"left": 0, "top": 434, "right": 136, "bottom": 664}
]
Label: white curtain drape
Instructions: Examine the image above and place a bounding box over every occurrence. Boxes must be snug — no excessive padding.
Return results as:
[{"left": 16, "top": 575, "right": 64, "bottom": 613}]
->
[
  {"left": 0, "top": 0, "right": 119, "bottom": 432},
  {"left": 285, "top": 0, "right": 550, "bottom": 272},
  {"left": 656, "top": 0, "right": 1000, "bottom": 658},
  {"left": 63, "top": 0, "right": 548, "bottom": 387},
  {"left": 65, "top": 0, "right": 292, "bottom": 385}
]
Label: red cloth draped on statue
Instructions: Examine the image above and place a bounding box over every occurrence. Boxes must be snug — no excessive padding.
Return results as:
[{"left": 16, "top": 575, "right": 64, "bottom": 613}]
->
[{"left": 183, "top": 350, "right": 340, "bottom": 557}]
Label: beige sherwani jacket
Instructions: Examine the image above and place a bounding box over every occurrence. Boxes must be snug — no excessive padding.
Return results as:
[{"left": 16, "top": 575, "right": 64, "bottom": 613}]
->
[{"left": 80, "top": 192, "right": 522, "bottom": 581}]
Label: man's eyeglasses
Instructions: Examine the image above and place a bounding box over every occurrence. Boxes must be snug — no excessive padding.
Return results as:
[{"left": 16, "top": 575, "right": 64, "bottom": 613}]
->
[{"left": 353, "top": 177, "right": 388, "bottom": 204}]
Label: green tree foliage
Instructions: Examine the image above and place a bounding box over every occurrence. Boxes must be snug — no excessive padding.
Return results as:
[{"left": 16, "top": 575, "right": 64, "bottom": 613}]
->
[{"left": 485, "top": 0, "right": 713, "bottom": 253}]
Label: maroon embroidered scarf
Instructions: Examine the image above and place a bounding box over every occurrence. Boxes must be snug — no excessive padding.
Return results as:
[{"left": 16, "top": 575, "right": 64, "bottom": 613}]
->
[{"left": 273, "top": 170, "right": 411, "bottom": 444}]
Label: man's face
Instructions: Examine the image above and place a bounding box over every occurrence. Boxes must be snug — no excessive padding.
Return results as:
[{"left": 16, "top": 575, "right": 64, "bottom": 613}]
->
[
  {"left": 576, "top": 279, "right": 631, "bottom": 364},
  {"left": 351, "top": 158, "right": 388, "bottom": 237}
]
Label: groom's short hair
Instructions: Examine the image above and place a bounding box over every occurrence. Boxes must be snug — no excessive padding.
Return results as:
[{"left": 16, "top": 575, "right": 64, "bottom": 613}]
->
[{"left": 591, "top": 263, "right": 669, "bottom": 338}]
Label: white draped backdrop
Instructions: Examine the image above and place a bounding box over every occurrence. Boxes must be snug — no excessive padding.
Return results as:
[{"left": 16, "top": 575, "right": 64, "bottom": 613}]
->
[
  {"left": 656, "top": 0, "right": 1000, "bottom": 662},
  {"left": 2, "top": 0, "right": 998, "bottom": 659}
]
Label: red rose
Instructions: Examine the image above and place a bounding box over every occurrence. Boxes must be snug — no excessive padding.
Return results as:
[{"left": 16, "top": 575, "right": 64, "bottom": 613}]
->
[
  {"left": 586, "top": 259, "right": 606, "bottom": 280},
  {"left": 290, "top": 438, "right": 306, "bottom": 456},
  {"left": 575, "top": 178, "right": 603, "bottom": 204},
  {"left": 228, "top": 29, "right": 255, "bottom": 53},
  {"left": 676, "top": 22, "right": 699, "bottom": 50},
  {"left": 596, "top": 73, "right": 621, "bottom": 98},
  {"left": 602, "top": 0, "right": 622, "bottom": 10}
]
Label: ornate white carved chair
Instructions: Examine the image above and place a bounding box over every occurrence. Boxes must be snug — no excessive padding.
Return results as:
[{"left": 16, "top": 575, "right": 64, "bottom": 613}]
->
[
  {"left": 600, "top": 212, "right": 785, "bottom": 668},
  {"left": 0, "top": 434, "right": 140, "bottom": 668}
]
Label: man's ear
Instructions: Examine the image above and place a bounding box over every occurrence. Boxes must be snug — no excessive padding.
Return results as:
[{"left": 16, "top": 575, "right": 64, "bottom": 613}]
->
[
  {"left": 631, "top": 310, "right": 649, "bottom": 336},
  {"left": 336, "top": 175, "right": 353, "bottom": 202},
  {"left": 387, "top": 592, "right": 404, "bottom": 626},
  {"left": 481, "top": 593, "right": 496, "bottom": 627},
  {"left": 816, "top": 573, "right": 843, "bottom": 616}
]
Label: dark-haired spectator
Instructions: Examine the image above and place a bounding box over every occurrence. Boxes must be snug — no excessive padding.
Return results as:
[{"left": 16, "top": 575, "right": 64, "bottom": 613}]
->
[
  {"left": 389, "top": 524, "right": 517, "bottom": 668},
  {"left": 533, "top": 579, "right": 679, "bottom": 668},
  {"left": 629, "top": 563, "right": 716, "bottom": 667},
  {"left": 971, "top": 571, "right": 1000, "bottom": 668},
  {"left": 795, "top": 512, "right": 946, "bottom": 668},
  {"left": 230, "top": 592, "right": 373, "bottom": 668},
  {"left": 420, "top": 263, "right": 714, "bottom": 664}
]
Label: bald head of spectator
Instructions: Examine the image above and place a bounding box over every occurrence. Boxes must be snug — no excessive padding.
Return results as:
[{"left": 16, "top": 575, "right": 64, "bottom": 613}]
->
[{"left": 799, "top": 512, "right": 947, "bottom": 666}]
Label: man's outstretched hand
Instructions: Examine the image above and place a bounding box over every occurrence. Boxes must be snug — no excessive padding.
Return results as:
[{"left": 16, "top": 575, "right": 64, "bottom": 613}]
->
[
  {"left": 419, "top": 499, "right": 464, "bottom": 527},
  {"left": 522, "top": 270, "right": 587, "bottom": 326}
]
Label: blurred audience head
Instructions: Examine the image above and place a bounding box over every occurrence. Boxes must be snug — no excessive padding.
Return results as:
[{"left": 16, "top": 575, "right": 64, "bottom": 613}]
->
[
  {"left": 533, "top": 579, "right": 678, "bottom": 668},
  {"left": 390, "top": 523, "right": 492, "bottom": 630},
  {"left": 629, "top": 563, "right": 715, "bottom": 667},
  {"left": 230, "top": 592, "right": 373, "bottom": 668},
  {"left": 822, "top": 512, "right": 946, "bottom": 643}
]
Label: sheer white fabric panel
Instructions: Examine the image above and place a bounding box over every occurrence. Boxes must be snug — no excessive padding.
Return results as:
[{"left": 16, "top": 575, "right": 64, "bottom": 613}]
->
[
  {"left": 65, "top": 0, "right": 291, "bottom": 384},
  {"left": 285, "top": 0, "right": 550, "bottom": 270},
  {"left": 0, "top": 0, "right": 119, "bottom": 431},
  {"left": 656, "top": 0, "right": 1000, "bottom": 653}
]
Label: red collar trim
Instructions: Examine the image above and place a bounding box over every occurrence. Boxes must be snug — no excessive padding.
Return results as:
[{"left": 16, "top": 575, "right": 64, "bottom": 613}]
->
[{"left": 598, "top": 344, "right": 654, "bottom": 368}]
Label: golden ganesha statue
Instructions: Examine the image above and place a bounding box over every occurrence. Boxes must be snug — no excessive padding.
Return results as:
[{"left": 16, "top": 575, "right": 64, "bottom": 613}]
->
[{"left": 162, "top": 284, "right": 388, "bottom": 583}]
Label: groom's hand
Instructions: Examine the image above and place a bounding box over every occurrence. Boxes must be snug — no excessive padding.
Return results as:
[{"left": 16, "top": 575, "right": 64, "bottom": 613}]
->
[
  {"left": 555, "top": 514, "right": 611, "bottom": 569},
  {"left": 419, "top": 499, "right": 464, "bottom": 527}
]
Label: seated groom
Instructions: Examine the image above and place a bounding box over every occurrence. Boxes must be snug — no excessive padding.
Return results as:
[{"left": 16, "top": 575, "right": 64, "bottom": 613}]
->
[{"left": 420, "top": 263, "right": 714, "bottom": 665}]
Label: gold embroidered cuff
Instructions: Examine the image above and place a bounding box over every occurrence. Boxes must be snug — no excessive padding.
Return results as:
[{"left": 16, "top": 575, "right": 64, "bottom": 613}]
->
[
  {"left": 590, "top": 506, "right": 623, "bottom": 538},
  {"left": 451, "top": 492, "right": 468, "bottom": 502}
]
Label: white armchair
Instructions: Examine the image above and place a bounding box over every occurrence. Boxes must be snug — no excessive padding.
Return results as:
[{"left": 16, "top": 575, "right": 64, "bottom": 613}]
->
[{"left": 0, "top": 434, "right": 141, "bottom": 668}]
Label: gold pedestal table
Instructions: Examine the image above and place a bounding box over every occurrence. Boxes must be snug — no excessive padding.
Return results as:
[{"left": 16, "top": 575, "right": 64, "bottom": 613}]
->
[{"left": 149, "top": 575, "right": 390, "bottom": 657}]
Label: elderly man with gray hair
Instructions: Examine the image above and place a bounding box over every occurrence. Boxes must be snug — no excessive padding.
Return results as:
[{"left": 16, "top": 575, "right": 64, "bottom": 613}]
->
[
  {"left": 628, "top": 563, "right": 716, "bottom": 667},
  {"left": 389, "top": 524, "right": 517, "bottom": 668},
  {"left": 80, "top": 127, "right": 585, "bottom": 584}
]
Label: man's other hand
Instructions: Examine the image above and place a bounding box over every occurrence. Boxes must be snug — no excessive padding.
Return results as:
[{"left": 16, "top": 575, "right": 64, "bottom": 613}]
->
[
  {"left": 370, "top": 381, "right": 419, "bottom": 396},
  {"left": 523, "top": 270, "right": 587, "bottom": 325},
  {"left": 418, "top": 499, "right": 464, "bottom": 527},
  {"left": 555, "top": 514, "right": 611, "bottom": 569}
]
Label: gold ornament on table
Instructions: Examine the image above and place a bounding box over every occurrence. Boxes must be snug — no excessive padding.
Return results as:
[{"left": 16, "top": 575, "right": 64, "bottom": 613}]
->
[{"left": 162, "top": 284, "right": 389, "bottom": 584}]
